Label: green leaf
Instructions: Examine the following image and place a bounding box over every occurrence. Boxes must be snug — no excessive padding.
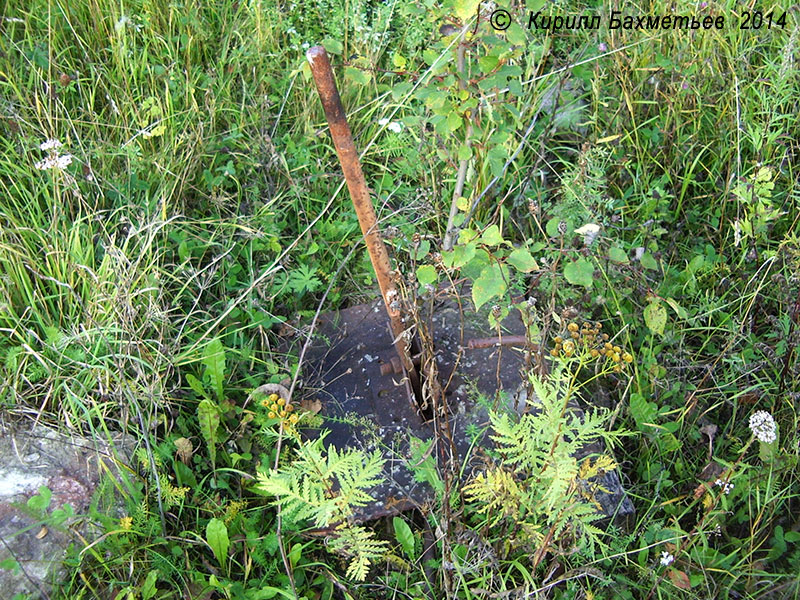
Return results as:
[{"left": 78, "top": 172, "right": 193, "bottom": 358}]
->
[
  {"left": 0, "top": 558, "right": 19, "bottom": 573},
  {"left": 608, "top": 246, "right": 629, "bottom": 264},
  {"left": 416, "top": 265, "right": 437, "bottom": 286},
  {"left": 479, "top": 55, "right": 499, "bottom": 72},
  {"left": 443, "top": 241, "right": 476, "bottom": 269},
  {"left": 321, "top": 38, "right": 343, "bottom": 55},
  {"left": 198, "top": 399, "right": 220, "bottom": 465},
  {"left": 344, "top": 66, "right": 370, "bottom": 86},
  {"left": 759, "top": 431, "right": 780, "bottom": 463},
  {"left": 457, "top": 144, "right": 472, "bottom": 161},
  {"left": 141, "top": 570, "right": 159, "bottom": 600},
  {"left": 472, "top": 263, "right": 506, "bottom": 310},
  {"left": 665, "top": 297, "right": 688, "bottom": 319},
  {"left": 391, "top": 81, "right": 413, "bottom": 101},
  {"left": 206, "top": 518, "right": 230, "bottom": 567},
  {"left": 644, "top": 301, "right": 667, "bottom": 336},
  {"left": 507, "top": 248, "right": 538, "bottom": 273},
  {"left": 455, "top": 195, "right": 470, "bottom": 211},
  {"left": 414, "top": 239, "right": 430, "bottom": 260},
  {"left": 630, "top": 393, "right": 658, "bottom": 433},
  {"left": 563, "top": 258, "right": 594, "bottom": 288},
  {"left": 203, "top": 338, "right": 226, "bottom": 402},
  {"left": 186, "top": 373, "right": 208, "bottom": 399},
  {"left": 453, "top": 0, "right": 481, "bottom": 20},
  {"left": 393, "top": 517, "right": 416, "bottom": 560},
  {"left": 639, "top": 252, "right": 658, "bottom": 270},
  {"left": 27, "top": 486, "right": 52, "bottom": 512},
  {"left": 480, "top": 224, "right": 504, "bottom": 247},
  {"left": 506, "top": 22, "right": 527, "bottom": 45},
  {"left": 446, "top": 110, "right": 462, "bottom": 133}
]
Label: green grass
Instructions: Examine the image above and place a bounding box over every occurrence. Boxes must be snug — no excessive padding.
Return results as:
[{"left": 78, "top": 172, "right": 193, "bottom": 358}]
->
[{"left": 1, "top": 0, "right": 799, "bottom": 598}]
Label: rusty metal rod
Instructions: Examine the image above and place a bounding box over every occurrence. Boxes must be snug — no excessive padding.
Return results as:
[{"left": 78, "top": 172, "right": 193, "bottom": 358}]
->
[{"left": 306, "top": 46, "right": 420, "bottom": 392}]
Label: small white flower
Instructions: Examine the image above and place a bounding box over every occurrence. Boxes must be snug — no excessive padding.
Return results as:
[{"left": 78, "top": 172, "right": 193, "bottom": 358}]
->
[
  {"left": 749, "top": 410, "right": 777, "bottom": 444},
  {"left": 55, "top": 154, "right": 73, "bottom": 169},
  {"left": 378, "top": 118, "right": 390, "bottom": 127},
  {"left": 40, "top": 138, "right": 63, "bottom": 151},
  {"left": 35, "top": 156, "right": 57, "bottom": 170},
  {"left": 714, "top": 479, "right": 734, "bottom": 494},
  {"left": 660, "top": 551, "right": 674, "bottom": 566},
  {"left": 387, "top": 121, "right": 403, "bottom": 133}
]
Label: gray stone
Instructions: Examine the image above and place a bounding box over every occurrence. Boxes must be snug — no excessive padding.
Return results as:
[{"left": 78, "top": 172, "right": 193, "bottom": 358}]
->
[{"left": 0, "top": 421, "right": 134, "bottom": 599}]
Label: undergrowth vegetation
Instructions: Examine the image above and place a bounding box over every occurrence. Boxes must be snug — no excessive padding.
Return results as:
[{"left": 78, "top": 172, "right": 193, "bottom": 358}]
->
[{"left": 0, "top": 0, "right": 798, "bottom": 598}]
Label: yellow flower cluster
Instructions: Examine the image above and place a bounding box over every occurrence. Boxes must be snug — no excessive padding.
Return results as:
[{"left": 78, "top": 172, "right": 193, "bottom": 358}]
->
[
  {"left": 261, "top": 393, "right": 299, "bottom": 428},
  {"left": 551, "top": 321, "right": 633, "bottom": 372}
]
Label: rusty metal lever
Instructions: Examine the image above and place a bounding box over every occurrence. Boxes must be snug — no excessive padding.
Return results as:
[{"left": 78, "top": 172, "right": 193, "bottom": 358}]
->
[{"left": 306, "top": 45, "right": 421, "bottom": 396}]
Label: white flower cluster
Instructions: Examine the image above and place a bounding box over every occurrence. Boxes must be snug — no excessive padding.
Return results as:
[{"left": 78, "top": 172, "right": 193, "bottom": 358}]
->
[
  {"left": 660, "top": 551, "right": 674, "bottom": 566},
  {"left": 40, "top": 138, "right": 63, "bottom": 151},
  {"left": 35, "top": 138, "right": 72, "bottom": 171},
  {"left": 714, "top": 478, "right": 734, "bottom": 495},
  {"left": 749, "top": 410, "right": 777, "bottom": 444},
  {"left": 378, "top": 118, "right": 404, "bottom": 133}
]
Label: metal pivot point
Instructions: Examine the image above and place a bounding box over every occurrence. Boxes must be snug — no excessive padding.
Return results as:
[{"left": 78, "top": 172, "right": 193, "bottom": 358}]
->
[{"left": 306, "top": 45, "right": 421, "bottom": 397}]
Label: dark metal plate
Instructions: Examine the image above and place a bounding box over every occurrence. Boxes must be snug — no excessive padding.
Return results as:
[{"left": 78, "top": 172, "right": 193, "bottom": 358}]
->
[{"left": 300, "top": 291, "right": 634, "bottom": 527}]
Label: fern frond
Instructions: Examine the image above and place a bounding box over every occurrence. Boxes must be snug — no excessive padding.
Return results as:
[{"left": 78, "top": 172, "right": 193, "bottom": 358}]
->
[
  {"left": 463, "top": 466, "right": 523, "bottom": 526},
  {"left": 335, "top": 449, "right": 385, "bottom": 513},
  {"left": 328, "top": 524, "right": 389, "bottom": 581}
]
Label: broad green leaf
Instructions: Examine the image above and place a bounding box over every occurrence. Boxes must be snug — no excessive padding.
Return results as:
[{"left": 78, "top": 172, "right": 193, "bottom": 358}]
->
[
  {"left": 506, "top": 22, "right": 527, "bottom": 45},
  {"left": 455, "top": 195, "right": 470, "bottom": 211},
  {"left": 457, "top": 144, "right": 472, "bottom": 161},
  {"left": 416, "top": 265, "right": 437, "bottom": 286},
  {"left": 608, "top": 246, "right": 629, "bottom": 263},
  {"left": 644, "top": 301, "right": 667, "bottom": 335},
  {"left": 446, "top": 111, "right": 462, "bottom": 133},
  {"left": 443, "top": 241, "right": 476, "bottom": 269},
  {"left": 546, "top": 217, "right": 563, "bottom": 238},
  {"left": 487, "top": 146, "right": 507, "bottom": 178},
  {"left": 563, "top": 258, "right": 594, "bottom": 288},
  {"left": 198, "top": 399, "right": 220, "bottom": 465},
  {"left": 391, "top": 81, "right": 413, "bottom": 101},
  {"left": 321, "top": 38, "right": 343, "bottom": 55},
  {"left": 206, "top": 518, "right": 230, "bottom": 567},
  {"left": 479, "top": 55, "right": 500, "bottom": 72},
  {"left": 393, "top": 517, "right": 416, "bottom": 560},
  {"left": 203, "top": 338, "right": 226, "bottom": 402},
  {"left": 453, "top": 0, "right": 481, "bottom": 20},
  {"left": 344, "top": 66, "right": 370, "bottom": 86},
  {"left": 640, "top": 252, "right": 658, "bottom": 270},
  {"left": 462, "top": 248, "right": 491, "bottom": 281},
  {"left": 472, "top": 263, "right": 507, "bottom": 310},
  {"left": 507, "top": 248, "right": 538, "bottom": 273},
  {"left": 480, "top": 224, "right": 504, "bottom": 247},
  {"left": 687, "top": 254, "right": 705, "bottom": 274}
]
